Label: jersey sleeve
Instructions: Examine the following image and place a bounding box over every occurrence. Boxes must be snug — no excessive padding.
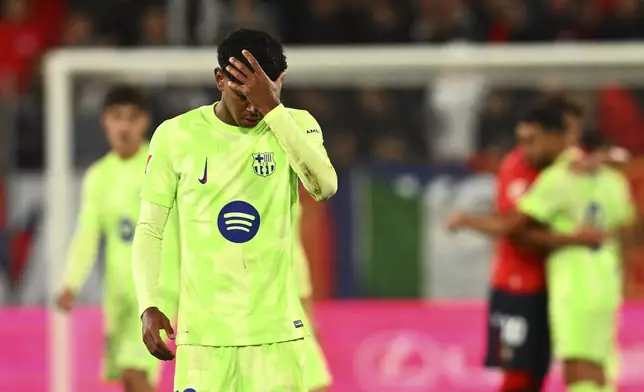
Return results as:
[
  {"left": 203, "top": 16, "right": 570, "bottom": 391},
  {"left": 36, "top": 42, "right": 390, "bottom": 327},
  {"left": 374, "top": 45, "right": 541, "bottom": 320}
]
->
[
  {"left": 132, "top": 199, "right": 172, "bottom": 315},
  {"left": 157, "top": 205, "right": 181, "bottom": 318},
  {"left": 292, "top": 203, "right": 312, "bottom": 298},
  {"left": 141, "top": 122, "right": 178, "bottom": 208},
  {"left": 263, "top": 105, "right": 338, "bottom": 201},
  {"left": 517, "top": 167, "right": 565, "bottom": 224},
  {"left": 62, "top": 165, "right": 103, "bottom": 293}
]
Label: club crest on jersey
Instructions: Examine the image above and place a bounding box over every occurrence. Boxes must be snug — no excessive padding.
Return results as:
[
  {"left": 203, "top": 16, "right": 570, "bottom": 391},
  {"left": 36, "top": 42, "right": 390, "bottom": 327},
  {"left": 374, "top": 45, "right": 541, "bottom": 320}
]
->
[{"left": 251, "top": 152, "right": 276, "bottom": 177}]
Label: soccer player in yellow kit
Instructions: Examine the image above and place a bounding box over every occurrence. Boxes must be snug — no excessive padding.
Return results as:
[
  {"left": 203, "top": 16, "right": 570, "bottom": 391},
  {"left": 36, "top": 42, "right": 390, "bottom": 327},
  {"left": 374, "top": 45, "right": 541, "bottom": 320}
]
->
[
  {"left": 56, "top": 85, "right": 179, "bottom": 392},
  {"left": 131, "top": 29, "right": 337, "bottom": 391},
  {"left": 517, "top": 132, "right": 634, "bottom": 392},
  {"left": 293, "top": 203, "right": 333, "bottom": 392}
]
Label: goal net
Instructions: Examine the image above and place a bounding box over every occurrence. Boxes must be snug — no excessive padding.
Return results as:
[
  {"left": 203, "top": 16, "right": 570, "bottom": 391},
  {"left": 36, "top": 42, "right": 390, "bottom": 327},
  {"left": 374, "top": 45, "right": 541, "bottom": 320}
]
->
[{"left": 41, "top": 44, "right": 644, "bottom": 392}]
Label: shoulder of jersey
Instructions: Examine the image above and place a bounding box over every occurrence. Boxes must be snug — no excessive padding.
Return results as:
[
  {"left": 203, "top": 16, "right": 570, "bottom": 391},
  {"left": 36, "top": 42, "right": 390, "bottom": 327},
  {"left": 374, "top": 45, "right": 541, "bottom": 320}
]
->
[
  {"left": 284, "top": 107, "right": 320, "bottom": 133},
  {"left": 90, "top": 152, "right": 116, "bottom": 172},
  {"left": 285, "top": 106, "right": 309, "bottom": 116},
  {"left": 83, "top": 153, "right": 112, "bottom": 184},
  {"left": 286, "top": 107, "right": 314, "bottom": 119},
  {"left": 159, "top": 106, "right": 209, "bottom": 134},
  {"left": 601, "top": 165, "right": 628, "bottom": 182}
]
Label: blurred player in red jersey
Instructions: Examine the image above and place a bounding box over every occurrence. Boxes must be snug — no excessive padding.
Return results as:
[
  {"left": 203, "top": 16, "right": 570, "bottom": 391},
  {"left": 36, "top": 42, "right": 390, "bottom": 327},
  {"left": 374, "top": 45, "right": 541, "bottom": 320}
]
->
[{"left": 448, "top": 98, "right": 604, "bottom": 392}]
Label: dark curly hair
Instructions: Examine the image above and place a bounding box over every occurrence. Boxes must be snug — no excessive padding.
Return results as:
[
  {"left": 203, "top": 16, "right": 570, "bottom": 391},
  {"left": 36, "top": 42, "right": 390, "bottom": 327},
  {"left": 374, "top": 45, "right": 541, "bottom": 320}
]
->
[{"left": 217, "top": 29, "right": 287, "bottom": 82}]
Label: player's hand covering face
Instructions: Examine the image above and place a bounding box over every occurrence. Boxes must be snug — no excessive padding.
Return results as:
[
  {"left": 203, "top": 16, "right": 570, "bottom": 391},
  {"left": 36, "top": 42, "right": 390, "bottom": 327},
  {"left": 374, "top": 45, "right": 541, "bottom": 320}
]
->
[
  {"left": 225, "top": 50, "right": 284, "bottom": 119},
  {"left": 141, "top": 307, "right": 176, "bottom": 361}
]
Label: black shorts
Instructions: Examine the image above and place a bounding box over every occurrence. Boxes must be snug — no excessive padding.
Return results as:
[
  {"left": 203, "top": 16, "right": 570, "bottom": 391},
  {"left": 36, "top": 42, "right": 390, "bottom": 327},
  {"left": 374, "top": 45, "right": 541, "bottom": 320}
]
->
[{"left": 484, "top": 289, "right": 551, "bottom": 378}]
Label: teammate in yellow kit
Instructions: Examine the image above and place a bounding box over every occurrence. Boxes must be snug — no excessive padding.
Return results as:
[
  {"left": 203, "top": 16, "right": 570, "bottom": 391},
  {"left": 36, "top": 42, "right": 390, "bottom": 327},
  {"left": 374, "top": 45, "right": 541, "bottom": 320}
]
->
[{"left": 56, "top": 85, "right": 179, "bottom": 392}]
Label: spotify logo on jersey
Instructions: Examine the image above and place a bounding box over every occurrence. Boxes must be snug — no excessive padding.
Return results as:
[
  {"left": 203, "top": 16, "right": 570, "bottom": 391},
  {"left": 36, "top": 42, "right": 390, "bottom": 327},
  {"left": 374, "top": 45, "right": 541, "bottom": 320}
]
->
[{"left": 217, "top": 201, "right": 261, "bottom": 243}]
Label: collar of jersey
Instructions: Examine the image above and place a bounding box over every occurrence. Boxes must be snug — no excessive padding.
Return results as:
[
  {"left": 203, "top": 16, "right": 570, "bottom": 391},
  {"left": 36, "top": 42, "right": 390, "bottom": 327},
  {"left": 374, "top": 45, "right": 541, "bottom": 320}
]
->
[
  {"left": 557, "top": 147, "right": 604, "bottom": 177},
  {"left": 204, "top": 102, "right": 266, "bottom": 136},
  {"left": 556, "top": 147, "right": 581, "bottom": 165},
  {"left": 110, "top": 142, "right": 149, "bottom": 165}
]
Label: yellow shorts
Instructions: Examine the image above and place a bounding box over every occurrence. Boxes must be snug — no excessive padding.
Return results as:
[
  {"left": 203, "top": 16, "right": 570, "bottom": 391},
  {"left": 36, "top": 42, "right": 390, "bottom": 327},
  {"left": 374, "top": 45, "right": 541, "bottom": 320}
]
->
[
  {"left": 102, "top": 301, "right": 161, "bottom": 384},
  {"left": 305, "top": 335, "right": 332, "bottom": 390},
  {"left": 173, "top": 339, "right": 306, "bottom": 392}
]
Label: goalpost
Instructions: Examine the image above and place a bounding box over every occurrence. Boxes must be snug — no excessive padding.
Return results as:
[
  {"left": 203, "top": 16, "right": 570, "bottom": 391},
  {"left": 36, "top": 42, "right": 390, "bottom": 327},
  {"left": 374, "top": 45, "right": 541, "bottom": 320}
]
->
[{"left": 43, "top": 43, "right": 644, "bottom": 392}]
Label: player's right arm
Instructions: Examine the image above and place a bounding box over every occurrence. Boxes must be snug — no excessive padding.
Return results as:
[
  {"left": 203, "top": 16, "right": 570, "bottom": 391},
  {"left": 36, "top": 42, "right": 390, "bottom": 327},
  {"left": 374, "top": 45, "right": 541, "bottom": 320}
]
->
[
  {"left": 447, "top": 212, "right": 506, "bottom": 238},
  {"left": 447, "top": 156, "right": 544, "bottom": 240},
  {"left": 57, "top": 165, "right": 103, "bottom": 311},
  {"left": 131, "top": 122, "right": 177, "bottom": 360}
]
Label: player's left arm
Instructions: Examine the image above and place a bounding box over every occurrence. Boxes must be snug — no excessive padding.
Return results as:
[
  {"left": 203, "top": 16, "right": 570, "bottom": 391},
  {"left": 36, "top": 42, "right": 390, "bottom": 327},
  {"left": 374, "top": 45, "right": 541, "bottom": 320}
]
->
[
  {"left": 451, "top": 170, "right": 603, "bottom": 249},
  {"left": 450, "top": 211, "right": 583, "bottom": 250},
  {"left": 447, "top": 152, "right": 530, "bottom": 238},
  {"left": 515, "top": 168, "right": 603, "bottom": 249},
  {"left": 226, "top": 51, "right": 338, "bottom": 201},
  {"left": 447, "top": 212, "right": 506, "bottom": 238},
  {"left": 516, "top": 223, "right": 589, "bottom": 250},
  {"left": 264, "top": 107, "right": 337, "bottom": 201},
  {"left": 58, "top": 165, "right": 104, "bottom": 310}
]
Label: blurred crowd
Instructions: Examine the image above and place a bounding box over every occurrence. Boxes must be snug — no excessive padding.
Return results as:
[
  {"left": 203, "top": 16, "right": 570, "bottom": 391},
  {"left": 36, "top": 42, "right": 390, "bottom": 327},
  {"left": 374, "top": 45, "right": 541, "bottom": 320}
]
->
[{"left": 2, "top": 0, "right": 644, "bottom": 169}]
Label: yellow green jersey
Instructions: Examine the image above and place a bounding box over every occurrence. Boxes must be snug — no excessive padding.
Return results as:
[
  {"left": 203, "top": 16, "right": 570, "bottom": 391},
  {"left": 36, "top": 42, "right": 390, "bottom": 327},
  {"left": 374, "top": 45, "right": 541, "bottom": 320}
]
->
[
  {"left": 136, "top": 103, "right": 337, "bottom": 347},
  {"left": 62, "top": 146, "right": 179, "bottom": 321},
  {"left": 518, "top": 150, "right": 635, "bottom": 311}
]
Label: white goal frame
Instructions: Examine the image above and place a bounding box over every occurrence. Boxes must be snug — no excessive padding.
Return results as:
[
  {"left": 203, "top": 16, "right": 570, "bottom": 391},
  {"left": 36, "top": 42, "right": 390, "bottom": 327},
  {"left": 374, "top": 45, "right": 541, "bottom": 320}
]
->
[{"left": 43, "top": 43, "right": 644, "bottom": 392}]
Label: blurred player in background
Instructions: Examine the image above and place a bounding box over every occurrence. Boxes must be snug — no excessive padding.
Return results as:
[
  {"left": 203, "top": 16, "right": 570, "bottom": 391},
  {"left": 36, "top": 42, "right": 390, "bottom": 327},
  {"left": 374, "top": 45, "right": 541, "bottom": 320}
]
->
[
  {"left": 132, "top": 28, "right": 337, "bottom": 392},
  {"left": 448, "top": 99, "right": 603, "bottom": 392},
  {"left": 513, "top": 129, "right": 634, "bottom": 392},
  {"left": 293, "top": 202, "right": 333, "bottom": 392},
  {"left": 56, "top": 85, "right": 179, "bottom": 392}
]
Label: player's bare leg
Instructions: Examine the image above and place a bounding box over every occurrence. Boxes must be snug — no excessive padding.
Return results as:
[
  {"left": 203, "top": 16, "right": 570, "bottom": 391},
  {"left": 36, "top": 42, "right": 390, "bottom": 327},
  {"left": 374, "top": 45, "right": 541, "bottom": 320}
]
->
[
  {"left": 121, "top": 369, "right": 155, "bottom": 392},
  {"left": 563, "top": 359, "right": 605, "bottom": 392},
  {"left": 311, "top": 387, "right": 329, "bottom": 392}
]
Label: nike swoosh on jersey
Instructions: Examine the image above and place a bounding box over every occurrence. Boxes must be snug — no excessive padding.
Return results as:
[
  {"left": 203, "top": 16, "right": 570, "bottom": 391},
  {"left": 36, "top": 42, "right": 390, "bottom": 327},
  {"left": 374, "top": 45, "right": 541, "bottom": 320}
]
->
[{"left": 198, "top": 158, "right": 208, "bottom": 184}]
